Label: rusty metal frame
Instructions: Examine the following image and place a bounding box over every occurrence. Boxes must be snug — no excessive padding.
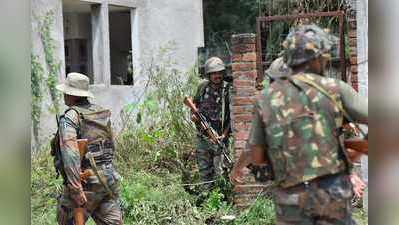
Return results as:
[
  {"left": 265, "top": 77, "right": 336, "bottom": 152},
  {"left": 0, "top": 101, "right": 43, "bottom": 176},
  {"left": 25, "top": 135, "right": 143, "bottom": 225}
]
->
[{"left": 256, "top": 11, "right": 346, "bottom": 85}]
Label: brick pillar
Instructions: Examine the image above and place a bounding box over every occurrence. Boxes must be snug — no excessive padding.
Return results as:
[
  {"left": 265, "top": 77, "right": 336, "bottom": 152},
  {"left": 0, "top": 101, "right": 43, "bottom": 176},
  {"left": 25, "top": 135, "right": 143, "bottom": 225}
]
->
[
  {"left": 230, "top": 33, "right": 263, "bottom": 208},
  {"left": 347, "top": 9, "right": 359, "bottom": 90}
]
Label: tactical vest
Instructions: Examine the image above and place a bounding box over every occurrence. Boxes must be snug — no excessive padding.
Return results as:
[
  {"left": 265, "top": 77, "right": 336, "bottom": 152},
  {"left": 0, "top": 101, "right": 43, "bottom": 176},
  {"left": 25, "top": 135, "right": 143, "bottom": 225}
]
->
[
  {"left": 197, "top": 81, "right": 229, "bottom": 133},
  {"left": 69, "top": 104, "right": 115, "bottom": 169},
  {"left": 262, "top": 73, "right": 347, "bottom": 188}
]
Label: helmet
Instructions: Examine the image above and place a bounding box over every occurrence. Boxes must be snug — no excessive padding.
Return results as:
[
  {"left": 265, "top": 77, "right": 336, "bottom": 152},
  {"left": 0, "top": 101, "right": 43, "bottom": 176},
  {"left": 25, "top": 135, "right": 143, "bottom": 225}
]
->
[
  {"left": 265, "top": 57, "right": 292, "bottom": 78},
  {"left": 281, "top": 24, "right": 338, "bottom": 67},
  {"left": 204, "top": 57, "right": 225, "bottom": 76}
]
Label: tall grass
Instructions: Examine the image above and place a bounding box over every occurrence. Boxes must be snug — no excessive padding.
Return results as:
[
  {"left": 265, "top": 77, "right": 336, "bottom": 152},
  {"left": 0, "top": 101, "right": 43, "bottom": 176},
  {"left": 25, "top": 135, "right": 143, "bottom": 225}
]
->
[{"left": 31, "top": 47, "right": 366, "bottom": 224}]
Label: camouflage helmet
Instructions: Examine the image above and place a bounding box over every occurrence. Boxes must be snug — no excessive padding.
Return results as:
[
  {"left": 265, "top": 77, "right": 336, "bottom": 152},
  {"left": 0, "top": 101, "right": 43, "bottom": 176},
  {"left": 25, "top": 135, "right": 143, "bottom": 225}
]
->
[
  {"left": 204, "top": 57, "right": 225, "bottom": 76},
  {"left": 281, "top": 24, "right": 338, "bottom": 67},
  {"left": 265, "top": 56, "right": 292, "bottom": 78}
]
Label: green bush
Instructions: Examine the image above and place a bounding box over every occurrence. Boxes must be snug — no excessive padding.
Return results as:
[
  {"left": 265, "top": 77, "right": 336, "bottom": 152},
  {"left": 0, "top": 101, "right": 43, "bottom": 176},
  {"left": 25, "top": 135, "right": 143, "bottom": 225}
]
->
[
  {"left": 31, "top": 149, "right": 62, "bottom": 225},
  {"left": 31, "top": 45, "right": 368, "bottom": 224},
  {"left": 234, "top": 197, "right": 275, "bottom": 225}
]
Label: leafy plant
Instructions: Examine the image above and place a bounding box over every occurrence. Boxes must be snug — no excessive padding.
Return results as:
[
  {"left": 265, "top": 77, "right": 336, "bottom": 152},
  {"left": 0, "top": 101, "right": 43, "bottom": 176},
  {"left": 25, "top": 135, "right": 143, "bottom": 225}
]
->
[
  {"left": 39, "top": 10, "right": 61, "bottom": 114},
  {"left": 234, "top": 197, "right": 275, "bottom": 225},
  {"left": 31, "top": 54, "right": 44, "bottom": 144}
]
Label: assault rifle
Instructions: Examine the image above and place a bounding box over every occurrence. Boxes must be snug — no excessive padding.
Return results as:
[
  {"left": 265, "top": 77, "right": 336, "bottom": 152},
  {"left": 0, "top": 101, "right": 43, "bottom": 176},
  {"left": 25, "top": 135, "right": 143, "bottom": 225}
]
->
[{"left": 184, "top": 97, "right": 233, "bottom": 166}]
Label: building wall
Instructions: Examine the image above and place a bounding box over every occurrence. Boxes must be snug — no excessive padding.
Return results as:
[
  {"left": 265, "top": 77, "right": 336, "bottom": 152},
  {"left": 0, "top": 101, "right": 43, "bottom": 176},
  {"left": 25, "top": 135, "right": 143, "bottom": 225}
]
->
[
  {"left": 31, "top": 0, "right": 204, "bottom": 149},
  {"left": 138, "top": 0, "right": 204, "bottom": 69},
  {"left": 31, "top": 0, "right": 67, "bottom": 148}
]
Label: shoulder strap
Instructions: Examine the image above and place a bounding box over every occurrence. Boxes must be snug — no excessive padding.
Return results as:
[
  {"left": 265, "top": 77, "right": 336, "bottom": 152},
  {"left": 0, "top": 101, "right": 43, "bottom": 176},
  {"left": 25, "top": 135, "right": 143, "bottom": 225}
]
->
[
  {"left": 63, "top": 107, "right": 82, "bottom": 138},
  {"left": 292, "top": 74, "right": 366, "bottom": 137},
  {"left": 199, "top": 81, "right": 210, "bottom": 97}
]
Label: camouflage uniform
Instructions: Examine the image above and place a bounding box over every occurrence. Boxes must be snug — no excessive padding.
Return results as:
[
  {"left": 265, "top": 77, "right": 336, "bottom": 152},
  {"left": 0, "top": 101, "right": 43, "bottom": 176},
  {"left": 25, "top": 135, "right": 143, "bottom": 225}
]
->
[
  {"left": 249, "top": 24, "right": 368, "bottom": 225},
  {"left": 194, "top": 57, "right": 231, "bottom": 190},
  {"left": 55, "top": 73, "right": 122, "bottom": 225}
]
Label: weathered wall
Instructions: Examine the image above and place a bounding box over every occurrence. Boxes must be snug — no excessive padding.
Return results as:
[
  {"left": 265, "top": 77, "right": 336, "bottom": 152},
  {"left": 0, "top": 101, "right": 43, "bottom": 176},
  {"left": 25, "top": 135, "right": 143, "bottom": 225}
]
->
[
  {"left": 138, "top": 0, "right": 204, "bottom": 70},
  {"left": 31, "top": 0, "right": 66, "bottom": 147},
  {"left": 31, "top": 0, "right": 204, "bottom": 149}
]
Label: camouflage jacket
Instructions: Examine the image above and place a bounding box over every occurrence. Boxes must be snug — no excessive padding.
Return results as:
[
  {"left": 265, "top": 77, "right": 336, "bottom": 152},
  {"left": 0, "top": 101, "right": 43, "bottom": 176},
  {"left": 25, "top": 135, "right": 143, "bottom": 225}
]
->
[
  {"left": 193, "top": 80, "right": 231, "bottom": 135},
  {"left": 249, "top": 73, "right": 367, "bottom": 188}
]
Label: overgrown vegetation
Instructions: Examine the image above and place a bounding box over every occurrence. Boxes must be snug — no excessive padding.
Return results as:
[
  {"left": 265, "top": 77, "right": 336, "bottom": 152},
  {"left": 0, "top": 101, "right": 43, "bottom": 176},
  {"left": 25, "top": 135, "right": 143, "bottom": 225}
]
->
[
  {"left": 31, "top": 54, "right": 44, "bottom": 143},
  {"left": 31, "top": 46, "right": 367, "bottom": 224},
  {"left": 31, "top": 47, "right": 274, "bottom": 224},
  {"left": 39, "top": 10, "right": 61, "bottom": 114}
]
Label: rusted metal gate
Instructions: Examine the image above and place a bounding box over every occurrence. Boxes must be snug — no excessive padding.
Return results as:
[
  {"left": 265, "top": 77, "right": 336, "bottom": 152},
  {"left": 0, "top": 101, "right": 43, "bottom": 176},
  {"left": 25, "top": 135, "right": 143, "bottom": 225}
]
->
[{"left": 255, "top": 11, "right": 347, "bottom": 88}]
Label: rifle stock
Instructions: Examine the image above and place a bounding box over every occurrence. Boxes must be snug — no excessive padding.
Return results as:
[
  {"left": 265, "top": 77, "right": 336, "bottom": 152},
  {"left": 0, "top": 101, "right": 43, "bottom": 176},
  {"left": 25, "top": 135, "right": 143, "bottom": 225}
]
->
[
  {"left": 76, "top": 139, "right": 88, "bottom": 225},
  {"left": 77, "top": 139, "right": 88, "bottom": 159},
  {"left": 74, "top": 207, "right": 85, "bottom": 225},
  {"left": 344, "top": 138, "right": 368, "bottom": 155}
]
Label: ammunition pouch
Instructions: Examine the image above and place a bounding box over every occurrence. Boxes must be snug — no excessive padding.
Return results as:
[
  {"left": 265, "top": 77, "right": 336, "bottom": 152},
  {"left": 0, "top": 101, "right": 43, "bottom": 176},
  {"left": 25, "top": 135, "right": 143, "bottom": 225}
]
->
[{"left": 82, "top": 140, "right": 114, "bottom": 168}]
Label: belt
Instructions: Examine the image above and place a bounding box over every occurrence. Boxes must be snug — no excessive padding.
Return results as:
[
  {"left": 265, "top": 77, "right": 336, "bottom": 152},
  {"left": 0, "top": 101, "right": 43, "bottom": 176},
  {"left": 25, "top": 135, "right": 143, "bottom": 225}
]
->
[{"left": 284, "top": 172, "right": 346, "bottom": 192}]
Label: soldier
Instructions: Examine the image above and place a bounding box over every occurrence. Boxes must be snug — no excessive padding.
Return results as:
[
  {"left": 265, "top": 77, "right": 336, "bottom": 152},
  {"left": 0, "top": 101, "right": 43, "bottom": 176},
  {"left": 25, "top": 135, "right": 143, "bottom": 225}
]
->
[
  {"left": 230, "top": 24, "right": 368, "bottom": 225},
  {"left": 192, "top": 57, "right": 231, "bottom": 191},
  {"left": 54, "top": 72, "right": 123, "bottom": 225}
]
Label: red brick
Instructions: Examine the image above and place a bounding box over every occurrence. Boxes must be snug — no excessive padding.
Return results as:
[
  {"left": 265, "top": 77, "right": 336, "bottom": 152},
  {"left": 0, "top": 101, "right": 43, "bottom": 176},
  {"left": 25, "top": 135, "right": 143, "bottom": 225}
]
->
[
  {"left": 232, "top": 54, "right": 242, "bottom": 62},
  {"left": 235, "top": 88, "right": 256, "bottom": 97},
  {"left": 234, "top": 113, "right": 254, "bottom": 122},
  {"left": 349, "top": 38, "right": 357, "bottom": 47},
  {"left": 233, "top": 122, "right": 252, "bottom": 131},
  {"left": 233, "top": 70, "right": 257, "bottom": 80},
  {"left": 232, "top": 62, "right": 257, "bottom": 72},
  {"left": 242, "top": 52, "right": 257, "bottom": 62},
  {"left": 233, "top": 80, "right": 255, "bottom": 88},
  {"left": 349, "top": 47, "right": 357, "bottom": 56},
  {"left": 348, "top": 30, "right": 357, "bottom": 38},
  {"left": 235, "top": 141, "right": 246, "bottom": 149},
  {"left": 350, "top": 66, "right": 358, "bottom": 73},
  {"left": 350, "top": 56, "right": 357, "bottom": 65},
  {"left": 232, "top": 105, "right": 254, "bottom": 114},
  {"left": 232, "top": 96, "right": 254, "bottom": 106},
  {"left": 232, "top": 44, "right": 256, "bottom": 54},
  {"left": 234, "top": 131, "right": 250, "bottom": 141}
]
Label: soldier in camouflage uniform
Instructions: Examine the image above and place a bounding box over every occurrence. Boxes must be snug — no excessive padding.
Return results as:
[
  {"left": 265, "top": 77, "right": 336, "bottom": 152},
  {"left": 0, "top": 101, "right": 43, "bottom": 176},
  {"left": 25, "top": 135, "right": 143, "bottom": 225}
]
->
[
  {"left": 192, "top": 57, "right": 231, "bottom": 190},
  {"left": 54, "top": 73, "right": 123, "bottom": 225},
  {"left": 231, "top": 24, "right": 368, "bottom": 225}
]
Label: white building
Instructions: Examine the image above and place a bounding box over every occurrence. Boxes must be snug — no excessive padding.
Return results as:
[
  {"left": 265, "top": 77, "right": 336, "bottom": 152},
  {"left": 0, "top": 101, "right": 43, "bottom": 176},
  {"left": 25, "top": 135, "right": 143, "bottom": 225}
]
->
[{"left": 31, "top": 0, "right": 204, "bottom": 148}]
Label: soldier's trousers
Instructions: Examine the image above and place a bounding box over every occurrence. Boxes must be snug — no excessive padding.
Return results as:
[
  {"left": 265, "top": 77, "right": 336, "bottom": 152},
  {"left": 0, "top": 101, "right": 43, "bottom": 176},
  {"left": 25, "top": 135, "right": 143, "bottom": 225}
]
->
[
  {"left": 196, "top": 136, "right": 225, "bottom": 190},
  {"left": 274, "top": 173, "right": 355, "bottom": 225},
  {"left": 57, "top": 182, "right": 122, "bottom": 225}
]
